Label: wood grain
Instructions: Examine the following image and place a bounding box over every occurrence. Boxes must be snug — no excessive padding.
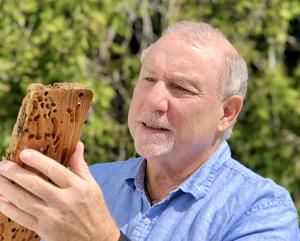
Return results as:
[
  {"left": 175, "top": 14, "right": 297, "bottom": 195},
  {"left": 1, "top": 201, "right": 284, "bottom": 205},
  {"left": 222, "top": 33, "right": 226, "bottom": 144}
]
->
[{"left": 1, "top": 83, "right": 93, "bottom": 241}]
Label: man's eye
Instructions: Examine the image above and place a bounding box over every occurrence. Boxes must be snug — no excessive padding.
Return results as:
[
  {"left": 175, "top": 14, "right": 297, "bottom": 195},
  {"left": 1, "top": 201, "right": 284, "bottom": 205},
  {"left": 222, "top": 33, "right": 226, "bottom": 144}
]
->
[
  {"left": 173, "top": 84, "right": 192, "bottom": 93},
  {"left": 144, "top": 77, "right": 155, "bottom": 82}
]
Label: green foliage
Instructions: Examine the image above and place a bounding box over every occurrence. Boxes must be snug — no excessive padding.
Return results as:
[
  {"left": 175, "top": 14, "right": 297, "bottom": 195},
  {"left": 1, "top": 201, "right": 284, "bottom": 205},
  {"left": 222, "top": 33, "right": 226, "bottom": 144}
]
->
[{"left": 0, "top": 0, "right": 299, "bottom": 216}]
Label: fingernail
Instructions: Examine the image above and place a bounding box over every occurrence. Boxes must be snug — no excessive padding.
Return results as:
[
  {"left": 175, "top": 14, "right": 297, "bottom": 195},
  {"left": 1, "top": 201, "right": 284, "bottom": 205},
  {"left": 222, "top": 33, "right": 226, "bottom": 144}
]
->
[{"left": 20, "top": 150, "right": 32, "bottom": 161}]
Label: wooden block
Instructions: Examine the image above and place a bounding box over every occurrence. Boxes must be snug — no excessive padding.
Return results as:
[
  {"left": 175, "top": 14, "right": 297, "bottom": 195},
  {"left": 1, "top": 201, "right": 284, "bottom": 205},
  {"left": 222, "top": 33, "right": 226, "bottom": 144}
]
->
[{"left": 1, "top": 83, "right": 93, "bottom": 241}]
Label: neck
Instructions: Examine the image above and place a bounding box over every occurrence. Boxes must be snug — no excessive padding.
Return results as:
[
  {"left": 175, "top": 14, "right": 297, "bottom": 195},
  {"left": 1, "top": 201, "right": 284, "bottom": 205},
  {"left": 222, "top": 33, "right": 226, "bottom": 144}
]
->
[
  {"left": 144, "top": 162, "right": 181, "bottom": 204},
  {"left": 144, "top": 139, "right": 222, "bottom": 204}
]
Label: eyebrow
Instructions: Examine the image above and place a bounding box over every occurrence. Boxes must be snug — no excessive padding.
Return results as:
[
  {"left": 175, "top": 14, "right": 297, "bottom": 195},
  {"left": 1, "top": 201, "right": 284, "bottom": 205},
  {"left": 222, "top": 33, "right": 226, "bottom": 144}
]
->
[
  {"left": 167, "top": 73, "right": 202, "bottom": 90},
  {"left": 141, "top": 66, "right": 156, "bottom": 75},
  {"left": 141, "top": 66, "right": 202, "bottom": 91},
  {"left": 143, "top": 67, "right": 198, "bottom": 83}
]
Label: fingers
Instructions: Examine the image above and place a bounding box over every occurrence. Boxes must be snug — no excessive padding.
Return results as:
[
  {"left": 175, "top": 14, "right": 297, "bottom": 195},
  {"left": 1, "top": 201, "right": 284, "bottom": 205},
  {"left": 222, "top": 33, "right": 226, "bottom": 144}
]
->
[
  {"left": 0, "top": 173, "right": 45, "bottom": 216},
  {"left": 0, "top": 196, "right": 38, "bottom": 231},
  {"left": 19, "top": 149, "right": 79, "bottom": 188},
  {"left": 69, "top": 141, "right": 93, "bottom": 181},
  {"left": 0, "top": 160, "right": 59, "bottom": 201}
]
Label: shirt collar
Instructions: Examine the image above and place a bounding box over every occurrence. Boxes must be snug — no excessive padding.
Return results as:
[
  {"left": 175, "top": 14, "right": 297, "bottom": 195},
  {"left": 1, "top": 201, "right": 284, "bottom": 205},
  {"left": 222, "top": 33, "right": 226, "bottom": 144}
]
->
[
  {"left": 124, "top": 157, "right": 146, "bottom": 192},
  {"left": 124, "top": 141, "right": 232, "bottom": 199},
  {"left": 180, "top": 140, "right": 231, "bottom": 199}
]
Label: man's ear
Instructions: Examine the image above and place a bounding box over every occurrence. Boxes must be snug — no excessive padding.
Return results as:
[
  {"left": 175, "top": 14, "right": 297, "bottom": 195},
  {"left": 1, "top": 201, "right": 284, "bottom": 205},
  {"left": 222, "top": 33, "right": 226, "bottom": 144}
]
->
[{"left": 218, "top": 95, "right": 243, "bottom": 132}]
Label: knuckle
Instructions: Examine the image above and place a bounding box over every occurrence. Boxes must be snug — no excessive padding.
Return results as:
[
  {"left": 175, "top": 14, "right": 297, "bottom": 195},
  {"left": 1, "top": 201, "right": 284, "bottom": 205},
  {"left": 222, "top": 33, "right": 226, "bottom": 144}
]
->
[
  {"left": 27, "top": 217, "right": 38, "bottom": 231},
  {"left": 16, "top": 193, "right": 42, "bottom": 214},
  {"left": 5, "top": 164, "right": 19, "bottom": 178},
  {"left": 16, "top": 194, "right": 27, "bottom": 209},
  {"left": 30, "top": 202, "right": 44, "bottom": 215},
  {"left": 45, "top": 164, "right": 56, "bottom": 178},
  {"left": 58, "top": 198, "right": 69, "bottom": 209},
  {"left": 76, "top": 183, "right": 94, "bottom": 197},
  {"left": 52, "top": 191, "right": 70, "bottom": 208}
]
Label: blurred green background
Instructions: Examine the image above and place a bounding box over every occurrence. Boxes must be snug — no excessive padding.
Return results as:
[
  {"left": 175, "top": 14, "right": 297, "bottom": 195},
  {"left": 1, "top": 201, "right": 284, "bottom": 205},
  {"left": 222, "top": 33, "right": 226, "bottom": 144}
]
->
[{"left": 0, "top": 0, "right": 299, "bottom": 216}]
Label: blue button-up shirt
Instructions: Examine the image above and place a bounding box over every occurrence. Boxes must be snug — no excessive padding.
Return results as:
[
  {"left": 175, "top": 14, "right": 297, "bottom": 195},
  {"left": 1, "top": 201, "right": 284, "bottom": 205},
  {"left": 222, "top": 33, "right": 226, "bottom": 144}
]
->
[{"left": 90, "top": 141, "right": 300, "bottom": 240}]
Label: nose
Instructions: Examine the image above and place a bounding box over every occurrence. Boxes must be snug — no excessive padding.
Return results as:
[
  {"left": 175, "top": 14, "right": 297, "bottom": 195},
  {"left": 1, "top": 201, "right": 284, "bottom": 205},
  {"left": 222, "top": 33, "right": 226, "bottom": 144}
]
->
[{"left": 145, "top": 81, "right": 169, "bottom": 113}]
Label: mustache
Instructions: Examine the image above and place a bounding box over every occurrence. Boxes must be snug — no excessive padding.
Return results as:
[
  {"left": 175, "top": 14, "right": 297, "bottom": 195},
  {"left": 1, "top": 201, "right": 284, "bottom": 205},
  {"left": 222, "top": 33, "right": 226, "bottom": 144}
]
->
[{"left": 137, "top": 111, "right": 176, "bottom": 132}]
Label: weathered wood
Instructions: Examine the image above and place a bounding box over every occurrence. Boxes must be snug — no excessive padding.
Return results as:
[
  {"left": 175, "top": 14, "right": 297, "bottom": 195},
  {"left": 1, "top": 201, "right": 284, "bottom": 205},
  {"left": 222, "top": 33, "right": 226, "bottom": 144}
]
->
[{"left": 1, "top": 83, "right": 93, "bottom": 241}]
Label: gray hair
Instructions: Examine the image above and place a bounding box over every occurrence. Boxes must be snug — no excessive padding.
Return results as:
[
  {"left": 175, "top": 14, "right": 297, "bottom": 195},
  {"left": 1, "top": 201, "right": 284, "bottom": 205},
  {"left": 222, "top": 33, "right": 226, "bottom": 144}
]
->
[{"left": 140, "top": 21, "right": 248, "bottom": 139}]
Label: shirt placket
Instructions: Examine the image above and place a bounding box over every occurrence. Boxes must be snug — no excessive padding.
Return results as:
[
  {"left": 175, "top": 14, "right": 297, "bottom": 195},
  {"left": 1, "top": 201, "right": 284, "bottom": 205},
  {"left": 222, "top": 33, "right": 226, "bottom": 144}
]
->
[{"left": 130, "top": 211, "right": 157, "bottom": 241}]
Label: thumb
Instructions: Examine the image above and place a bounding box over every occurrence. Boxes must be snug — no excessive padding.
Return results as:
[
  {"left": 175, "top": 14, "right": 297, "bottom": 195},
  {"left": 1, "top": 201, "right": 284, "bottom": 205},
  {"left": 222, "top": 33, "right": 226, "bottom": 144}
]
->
[{"left": 69, "top": 141, "right": 92, "bottom": 181}]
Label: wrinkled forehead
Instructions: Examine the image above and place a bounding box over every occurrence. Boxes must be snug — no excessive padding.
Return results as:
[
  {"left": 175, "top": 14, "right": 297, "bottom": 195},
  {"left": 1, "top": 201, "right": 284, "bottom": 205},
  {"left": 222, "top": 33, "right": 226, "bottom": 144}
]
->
[{"left": 142, "top": 34, "right": 225, "bottom": 82}]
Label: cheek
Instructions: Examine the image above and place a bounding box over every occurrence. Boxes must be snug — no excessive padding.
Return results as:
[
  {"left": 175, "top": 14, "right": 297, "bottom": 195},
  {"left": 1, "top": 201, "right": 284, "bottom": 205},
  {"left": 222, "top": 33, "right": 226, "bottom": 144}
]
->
[
  {"left": 128, "top": 88, "right": 143, "bottom": 130},
  {"left": 168, "top": 102, "right": 193, "bottom": 135},
  {"left": 177, "top": 109, "right": 200, "bottom": 136},
  {"left": 128, "top": 100, "right": 137, "bottom": 132},
  {"left": 172, "top": 100, "right": 221, "bottom": 138}
]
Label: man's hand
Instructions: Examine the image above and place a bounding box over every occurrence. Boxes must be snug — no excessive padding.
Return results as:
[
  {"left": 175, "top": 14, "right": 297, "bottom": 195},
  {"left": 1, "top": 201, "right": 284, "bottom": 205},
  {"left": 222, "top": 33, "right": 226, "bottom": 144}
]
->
[{"left": 0, "top": 142, "right": 120, "bottom": 241}]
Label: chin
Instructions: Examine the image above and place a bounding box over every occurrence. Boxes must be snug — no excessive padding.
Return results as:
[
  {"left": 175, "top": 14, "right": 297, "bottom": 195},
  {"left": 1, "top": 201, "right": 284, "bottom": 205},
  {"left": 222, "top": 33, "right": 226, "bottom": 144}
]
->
[{"left": 134, "top": 142, "right": 174, "bottom": 159}]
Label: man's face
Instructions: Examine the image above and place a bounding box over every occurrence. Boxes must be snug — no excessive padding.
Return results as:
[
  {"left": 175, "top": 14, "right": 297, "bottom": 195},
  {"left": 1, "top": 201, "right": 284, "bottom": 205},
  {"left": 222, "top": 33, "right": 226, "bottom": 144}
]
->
[{"left": 128, "top": 34, "right": 225, "bottom": 162}]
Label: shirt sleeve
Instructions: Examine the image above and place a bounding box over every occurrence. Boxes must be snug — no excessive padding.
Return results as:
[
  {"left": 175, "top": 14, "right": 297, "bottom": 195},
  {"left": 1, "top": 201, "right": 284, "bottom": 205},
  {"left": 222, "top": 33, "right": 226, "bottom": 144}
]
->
[{"left": 224, "top": 199, "right": 300, "bottom": 241}]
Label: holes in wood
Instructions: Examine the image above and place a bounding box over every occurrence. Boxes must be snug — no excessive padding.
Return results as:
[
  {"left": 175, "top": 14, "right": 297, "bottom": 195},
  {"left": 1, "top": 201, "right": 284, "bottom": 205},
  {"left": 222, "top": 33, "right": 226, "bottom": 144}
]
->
[
  {"left": 67, "top": 108, "right": 74, "bottom": 123},
  {"left": 35, "top": 133, "right": 42, "bottom": 140},
  {"left": 40, "top": 145, "right": 49, "bottom": 154},
  {"left": 54, "top": 135, "right": 61, "bottom": 146},
  {"left": 51, "top": 117, "right": 59, "bottom": 138},
  {"left": 33, "top": 101, "right": 39, "bottom": 109},
  {"left": 33, "top": 114, "right": 40, "bottom": 121},
  {"left": 54, "top": 136, "right": 61, "bottom": 153}
]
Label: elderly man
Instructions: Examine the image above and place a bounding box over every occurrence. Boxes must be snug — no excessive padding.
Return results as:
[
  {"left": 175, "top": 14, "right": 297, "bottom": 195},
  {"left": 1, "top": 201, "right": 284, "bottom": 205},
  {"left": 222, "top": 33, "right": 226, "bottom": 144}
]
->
[{"left": 0, "top": 21, "right": 299, "bottom": 241}]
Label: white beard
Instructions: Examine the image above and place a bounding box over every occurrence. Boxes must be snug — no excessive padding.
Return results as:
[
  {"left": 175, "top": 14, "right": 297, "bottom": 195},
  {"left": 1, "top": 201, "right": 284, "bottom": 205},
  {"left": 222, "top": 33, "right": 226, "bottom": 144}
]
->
[
  {"left": 132, "top": 111, "right": 176, "bottom": 158},
  {"left": 133, "top": 125, "right": 175, "bottom": 158}
]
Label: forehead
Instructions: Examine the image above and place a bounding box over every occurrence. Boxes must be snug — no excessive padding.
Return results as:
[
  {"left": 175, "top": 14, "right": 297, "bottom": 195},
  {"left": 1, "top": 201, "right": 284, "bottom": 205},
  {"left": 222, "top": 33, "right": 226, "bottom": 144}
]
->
[{"left": 141, "top": 35, "right": 223, "bottom": 84}]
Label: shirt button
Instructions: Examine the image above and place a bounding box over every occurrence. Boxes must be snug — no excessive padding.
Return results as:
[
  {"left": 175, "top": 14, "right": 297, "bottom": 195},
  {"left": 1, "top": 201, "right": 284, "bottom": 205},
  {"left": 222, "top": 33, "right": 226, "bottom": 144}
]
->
[{"left": 143, "top": 218, "right": 151, "bottom": 225}]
